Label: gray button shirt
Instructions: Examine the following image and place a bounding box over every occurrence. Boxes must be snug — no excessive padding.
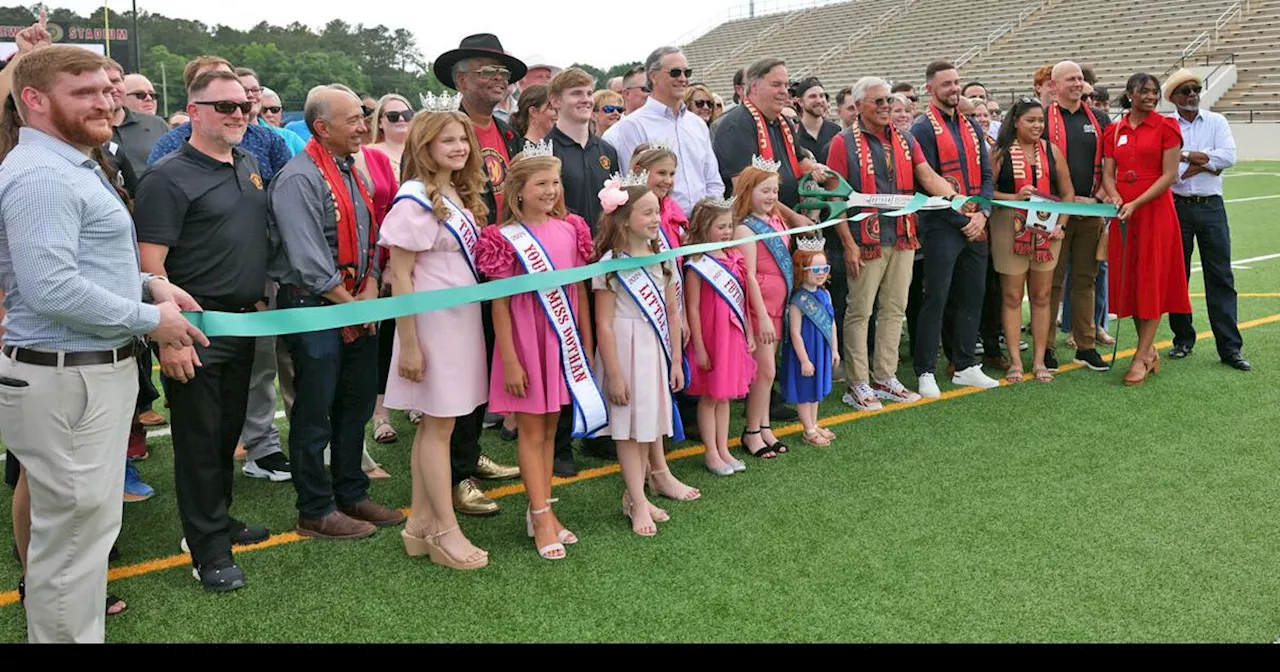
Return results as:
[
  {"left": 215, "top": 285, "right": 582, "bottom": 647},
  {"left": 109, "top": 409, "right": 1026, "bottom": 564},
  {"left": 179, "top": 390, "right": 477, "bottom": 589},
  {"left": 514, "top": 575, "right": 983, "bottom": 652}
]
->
[
  {"left": 267, "top": 149, "right": 378, "bottom": 296},
  {"left": 0, "top": 128, "right": 160, "bottom": 351}
]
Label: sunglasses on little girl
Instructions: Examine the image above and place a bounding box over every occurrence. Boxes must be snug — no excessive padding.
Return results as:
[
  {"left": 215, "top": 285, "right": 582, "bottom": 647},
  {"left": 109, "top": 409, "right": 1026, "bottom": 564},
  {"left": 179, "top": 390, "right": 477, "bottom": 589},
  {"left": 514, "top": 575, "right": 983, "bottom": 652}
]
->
[{"left": 805, "top": 264, "right": 831, "bottom": 274}]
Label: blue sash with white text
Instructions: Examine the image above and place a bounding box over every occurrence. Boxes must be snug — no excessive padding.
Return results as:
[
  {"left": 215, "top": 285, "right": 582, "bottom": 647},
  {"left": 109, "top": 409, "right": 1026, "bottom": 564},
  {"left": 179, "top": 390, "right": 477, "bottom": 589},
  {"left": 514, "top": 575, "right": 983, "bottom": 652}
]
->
[
  {"left": 790, "top": 288, "right": 834, "bottom": 351},
  {"left": 743, "top": 215, "right": 793, "bottom": 296}
]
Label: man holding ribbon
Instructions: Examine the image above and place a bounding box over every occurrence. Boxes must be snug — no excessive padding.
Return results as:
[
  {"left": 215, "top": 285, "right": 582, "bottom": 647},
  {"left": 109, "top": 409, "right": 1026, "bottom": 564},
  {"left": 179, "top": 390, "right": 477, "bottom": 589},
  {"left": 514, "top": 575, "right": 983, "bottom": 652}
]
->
[
  {"left": 825, "top": 76, "right": 959, "bottom": 410},
  {"left": 909, "top": 61, "right": 1000, "bottom": 398},
  {"left": 268, "top": 84, "right": 406, "bottom": 540}
]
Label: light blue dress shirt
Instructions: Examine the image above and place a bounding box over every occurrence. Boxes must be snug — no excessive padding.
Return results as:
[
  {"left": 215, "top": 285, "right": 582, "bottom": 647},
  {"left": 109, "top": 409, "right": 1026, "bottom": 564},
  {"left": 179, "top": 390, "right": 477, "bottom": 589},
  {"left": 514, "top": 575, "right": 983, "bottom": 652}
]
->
[
  {"left": 602, "top": 96, "right": 724, "bottom": 215},
  {"left": 1171, "top": 109, "right": 1235, "bottom": 197},
  {"left": 0, "top": 128, "right": 159, "bottom": 351}
]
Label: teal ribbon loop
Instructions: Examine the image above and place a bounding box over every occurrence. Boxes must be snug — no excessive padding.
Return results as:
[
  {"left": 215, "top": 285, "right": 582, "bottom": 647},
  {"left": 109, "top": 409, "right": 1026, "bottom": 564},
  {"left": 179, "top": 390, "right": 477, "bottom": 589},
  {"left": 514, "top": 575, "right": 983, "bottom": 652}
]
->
[{"left": 189, "top": 191, "right": 1118, "bottom": 337}]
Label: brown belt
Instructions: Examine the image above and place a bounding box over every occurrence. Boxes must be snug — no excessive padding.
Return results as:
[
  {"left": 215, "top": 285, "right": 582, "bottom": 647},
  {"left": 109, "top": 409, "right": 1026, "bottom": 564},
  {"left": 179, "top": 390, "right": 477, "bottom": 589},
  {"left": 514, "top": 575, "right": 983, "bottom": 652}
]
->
[{"left": 2, "top": 343, "right": 135, "bottom": 367}]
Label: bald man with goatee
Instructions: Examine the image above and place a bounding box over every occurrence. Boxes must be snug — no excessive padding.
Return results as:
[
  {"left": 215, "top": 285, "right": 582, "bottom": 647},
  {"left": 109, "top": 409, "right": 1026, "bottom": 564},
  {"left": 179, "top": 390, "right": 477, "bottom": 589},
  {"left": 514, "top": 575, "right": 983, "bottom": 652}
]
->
[{"left": 1043, "top": 60, "right": 1112, "bottom": 374}]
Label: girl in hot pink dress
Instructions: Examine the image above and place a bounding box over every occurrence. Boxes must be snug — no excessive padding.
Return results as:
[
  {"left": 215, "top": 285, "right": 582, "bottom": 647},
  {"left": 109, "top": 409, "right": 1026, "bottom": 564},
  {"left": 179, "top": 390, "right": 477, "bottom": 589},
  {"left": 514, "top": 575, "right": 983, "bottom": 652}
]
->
[
  {"left": 473, "top": 153, "right": 595, "bottom": 561},
  {"left": 379, "top": 111, "right": 489, "bottom": 571},
  {"left": 628, "top": 142, "right": 700, "bottom": 503},
  {"left": 733, "top": 164, "right": 792, "bottom": 460},
  {"left": 685, "top": 198, "right": 757, "bottom": 476}
]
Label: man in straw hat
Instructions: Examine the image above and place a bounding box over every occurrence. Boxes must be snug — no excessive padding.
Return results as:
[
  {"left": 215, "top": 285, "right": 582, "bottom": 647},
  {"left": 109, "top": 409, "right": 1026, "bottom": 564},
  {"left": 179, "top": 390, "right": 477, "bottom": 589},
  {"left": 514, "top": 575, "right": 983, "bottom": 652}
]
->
[{"left": 1163, "top": 68, "right": 1250, "bottom": 371}]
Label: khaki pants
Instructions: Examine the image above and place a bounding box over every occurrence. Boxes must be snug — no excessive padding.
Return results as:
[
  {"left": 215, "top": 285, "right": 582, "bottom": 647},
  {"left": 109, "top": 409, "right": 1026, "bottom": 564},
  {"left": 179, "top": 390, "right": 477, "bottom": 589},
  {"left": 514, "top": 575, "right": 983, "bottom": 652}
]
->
[
  {"left": 843, "top": 245, "right": 914, "bottom": 385},
  {"left": 1050, "top": 216, "right": 1106, "bottom": 351},
  {"left": 0, "top": 353, "right": 135, "bottom": 643}
]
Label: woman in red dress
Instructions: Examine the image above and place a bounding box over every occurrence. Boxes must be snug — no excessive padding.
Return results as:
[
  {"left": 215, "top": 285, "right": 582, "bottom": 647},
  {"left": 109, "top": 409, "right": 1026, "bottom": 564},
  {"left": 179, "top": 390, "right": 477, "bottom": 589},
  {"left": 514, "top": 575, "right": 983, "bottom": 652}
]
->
[{"left": 1101, "top": 73, "right": 1192, "bottom": 386}]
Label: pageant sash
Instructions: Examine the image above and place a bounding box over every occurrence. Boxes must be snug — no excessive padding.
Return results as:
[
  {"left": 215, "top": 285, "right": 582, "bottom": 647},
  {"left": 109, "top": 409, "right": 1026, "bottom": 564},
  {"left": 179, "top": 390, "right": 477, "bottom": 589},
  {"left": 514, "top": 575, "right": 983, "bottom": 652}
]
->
[
  {"left": 791, "top": 289, "right": 834, "bottom": 351},
  {"left": 657, "top": 226, "right": 684, "bottom": 315},
  {"left": 501, "top": 224, "right": 608, "bottom": 438},
  {"left": 393, "top": 181, "right": 481, "bottom": 282},
  {"left": 606, "top": 252, "right": 686, "bottom": 442},
  {"left": 742, "top": 215, "right": 793, "bottom": 296},
  {"left": 686, "top": 254, "right": 747, "bottom": 336}
]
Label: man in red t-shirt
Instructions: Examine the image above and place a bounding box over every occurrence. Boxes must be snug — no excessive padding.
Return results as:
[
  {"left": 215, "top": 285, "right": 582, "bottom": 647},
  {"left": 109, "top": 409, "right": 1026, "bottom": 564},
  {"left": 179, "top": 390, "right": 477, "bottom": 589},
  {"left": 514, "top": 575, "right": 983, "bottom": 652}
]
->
[{"left": 433, "top": 34, "right": 527, "bottom": 516}]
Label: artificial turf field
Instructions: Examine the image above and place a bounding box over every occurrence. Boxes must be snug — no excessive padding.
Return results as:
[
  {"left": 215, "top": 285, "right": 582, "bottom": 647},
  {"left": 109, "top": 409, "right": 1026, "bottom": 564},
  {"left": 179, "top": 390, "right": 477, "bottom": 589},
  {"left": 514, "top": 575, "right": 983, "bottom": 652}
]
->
[{"left": 2, "top": 161, "right": 1279, "bottom": 643}]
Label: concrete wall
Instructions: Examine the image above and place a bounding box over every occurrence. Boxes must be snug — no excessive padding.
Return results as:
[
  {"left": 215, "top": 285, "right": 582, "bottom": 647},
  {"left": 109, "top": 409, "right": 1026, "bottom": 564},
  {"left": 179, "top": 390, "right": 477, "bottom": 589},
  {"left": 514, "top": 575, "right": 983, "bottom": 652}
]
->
[{"left": 1229, "top": 122, "right": 1280, "bottom": 160}]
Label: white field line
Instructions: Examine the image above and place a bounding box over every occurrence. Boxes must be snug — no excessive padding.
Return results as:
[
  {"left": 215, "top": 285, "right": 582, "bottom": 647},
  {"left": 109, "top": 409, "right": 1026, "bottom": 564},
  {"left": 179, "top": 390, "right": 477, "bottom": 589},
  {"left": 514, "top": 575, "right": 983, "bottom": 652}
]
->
[
  {"left": 1224, "top": 194, "right": 1280, "bottom": 204},
  {"left": 1224, "top": 172, "right": 1280, "bottom": 178}
]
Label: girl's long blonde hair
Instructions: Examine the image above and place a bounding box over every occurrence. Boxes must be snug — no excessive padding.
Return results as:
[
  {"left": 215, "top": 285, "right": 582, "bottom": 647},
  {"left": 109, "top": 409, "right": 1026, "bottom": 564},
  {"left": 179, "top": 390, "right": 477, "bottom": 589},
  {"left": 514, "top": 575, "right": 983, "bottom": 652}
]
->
[
  {"left": 499, "top": 154, "right": 567, "bottom": 225},
  {"left": 399, "top": 111, "right": 489, "bottom": 223}
]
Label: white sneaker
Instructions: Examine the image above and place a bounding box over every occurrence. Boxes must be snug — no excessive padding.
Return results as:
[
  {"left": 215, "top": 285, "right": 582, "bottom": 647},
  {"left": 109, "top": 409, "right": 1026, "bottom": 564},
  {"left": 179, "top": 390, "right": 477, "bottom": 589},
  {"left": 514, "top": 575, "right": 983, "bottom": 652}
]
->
[
  {"left": 243, "top": 457, "right": 292, "bottom": 482},
  {"left": 952, "top": 365, "right": 1000, "bottom": 389},
  {"left": 918, "top": 373, "right": 941, "bottom": 399}
]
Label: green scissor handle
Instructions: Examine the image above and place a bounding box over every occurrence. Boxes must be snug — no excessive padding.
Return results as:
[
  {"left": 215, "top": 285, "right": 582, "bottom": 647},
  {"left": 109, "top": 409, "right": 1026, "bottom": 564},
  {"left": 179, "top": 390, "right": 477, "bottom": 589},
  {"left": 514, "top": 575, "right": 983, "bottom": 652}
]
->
[{"left": 794, "top": 173, "right": 855, "bottom": 221}]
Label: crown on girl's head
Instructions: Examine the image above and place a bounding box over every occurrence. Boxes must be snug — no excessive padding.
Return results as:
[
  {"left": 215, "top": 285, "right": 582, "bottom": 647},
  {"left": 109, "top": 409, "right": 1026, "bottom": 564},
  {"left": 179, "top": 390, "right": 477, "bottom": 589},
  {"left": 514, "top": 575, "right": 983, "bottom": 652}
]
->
[
  {"left": 796, "top": 237, "right": 826, "bottom": 252},
  {"left": 701, "top": 195, "right": 735, "bottom": 210},
  {"left": 614, "top": 170, "right": 649, "bottom": 188},
  {"left": 751, "top": 155, "right": 782, "bottom": 173},
  {"left": 419, "top": 91, "right": 462, "bottom": 113},
  {"left": 647, "top": 138, "right": 674, "bottom": 152},
  {"left": 520, "top": 138, "right": 555, "bottom": 159}
]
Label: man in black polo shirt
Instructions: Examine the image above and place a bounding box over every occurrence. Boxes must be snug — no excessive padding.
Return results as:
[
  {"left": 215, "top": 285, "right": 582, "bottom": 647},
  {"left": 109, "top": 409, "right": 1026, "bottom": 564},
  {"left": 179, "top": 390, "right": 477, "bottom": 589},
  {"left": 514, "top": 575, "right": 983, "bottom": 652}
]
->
[
  {"left": 547, "top": 67, "right": 621, "bottom": 473},
  {"left": 794, "top": 77, "right": 840, "bottom": 163},
  {"left": 135, "top": 71, "right": 271, "bottom": 592},
  {"left": 1044, "top": 60, "right": 1111, "bottom": 373}
]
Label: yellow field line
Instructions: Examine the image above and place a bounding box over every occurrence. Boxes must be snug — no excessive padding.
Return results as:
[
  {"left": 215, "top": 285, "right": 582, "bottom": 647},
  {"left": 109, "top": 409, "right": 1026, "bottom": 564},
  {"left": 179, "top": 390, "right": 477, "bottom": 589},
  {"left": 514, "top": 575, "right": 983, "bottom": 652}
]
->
[{"left": 7, "top": 312, "right": 1279, "bottom": 609}]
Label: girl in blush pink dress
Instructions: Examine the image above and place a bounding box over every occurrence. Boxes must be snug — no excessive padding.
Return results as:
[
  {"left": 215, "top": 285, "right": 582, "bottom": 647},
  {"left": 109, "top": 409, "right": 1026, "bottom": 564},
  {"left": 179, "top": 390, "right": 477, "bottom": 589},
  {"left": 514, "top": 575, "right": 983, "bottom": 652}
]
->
[
  {"left": 628, "top": 142, "right": 700, "bottom": 503},
  {"left": 379, "top": 111, "right": 489, "bottom": 571},
  {"left": 733, "top": 164, "right": 792, "bottom": 460},
  {"left": 473, "top": 154, "right": 595, "bottom": 561},
  {"left": 685, "top": 199, "right": 757, "bottom": 476}
]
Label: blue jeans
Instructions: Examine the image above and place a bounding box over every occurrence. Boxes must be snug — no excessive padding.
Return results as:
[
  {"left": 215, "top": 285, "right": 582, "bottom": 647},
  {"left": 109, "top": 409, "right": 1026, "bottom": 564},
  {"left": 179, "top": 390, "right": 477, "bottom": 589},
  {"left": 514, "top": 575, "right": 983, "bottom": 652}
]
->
[
  {"left": 1170, "top": 195, "right": 1242, "bottom": 358},
  {"left": 281, "top": 325, "right": 377, "bottom": 519}
]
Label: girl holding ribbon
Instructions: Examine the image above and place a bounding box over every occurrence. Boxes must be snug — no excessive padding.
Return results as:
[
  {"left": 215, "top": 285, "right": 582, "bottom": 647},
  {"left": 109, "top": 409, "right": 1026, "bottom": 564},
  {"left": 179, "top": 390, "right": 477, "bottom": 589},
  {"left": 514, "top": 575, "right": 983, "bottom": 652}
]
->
[
  {"left": 780, "top": 243, "right": 840, "bottom": 446},
  {"left": 591, "top": 177, "right": 685, "bottom": 536},
  {"left": 733, "top": 159, "right": 793, "bottom": 460},
  {"left": 685, "top": 198, "right": 756, "bottom": 476},
  {"left": 474, "top": 144, "right": 599, "bottom": 561},
  {"left": 629, "top": 143, "right": 701, "bottom": 503},
  {"left": 381, "top": 109, "right": 493, "bottom": 570}
]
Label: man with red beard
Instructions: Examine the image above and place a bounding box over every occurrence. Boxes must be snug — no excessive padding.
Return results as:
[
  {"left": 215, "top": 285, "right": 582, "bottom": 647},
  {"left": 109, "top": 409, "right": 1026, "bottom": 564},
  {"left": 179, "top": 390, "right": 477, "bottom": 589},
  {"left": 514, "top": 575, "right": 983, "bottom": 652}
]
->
[
  {"left": 0, "top": 45, "right": 207, "bottom": 642},
  {"left": 135, "top": 70, "right": 273, "bottom": 592}
]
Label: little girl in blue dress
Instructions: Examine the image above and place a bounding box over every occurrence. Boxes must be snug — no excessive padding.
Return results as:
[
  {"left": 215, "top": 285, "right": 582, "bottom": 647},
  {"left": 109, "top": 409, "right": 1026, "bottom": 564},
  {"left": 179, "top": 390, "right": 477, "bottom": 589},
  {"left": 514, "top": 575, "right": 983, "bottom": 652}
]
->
[{"left": 780, "top": 241, "right": 839, "bottom": 446}]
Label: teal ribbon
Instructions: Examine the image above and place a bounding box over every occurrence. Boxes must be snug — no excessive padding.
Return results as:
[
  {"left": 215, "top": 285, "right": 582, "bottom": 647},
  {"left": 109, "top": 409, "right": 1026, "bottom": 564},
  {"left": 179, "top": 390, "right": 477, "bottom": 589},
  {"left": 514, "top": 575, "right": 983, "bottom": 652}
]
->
[{"left": 187, "top": 187, "right": 1118, "bottom": 337}]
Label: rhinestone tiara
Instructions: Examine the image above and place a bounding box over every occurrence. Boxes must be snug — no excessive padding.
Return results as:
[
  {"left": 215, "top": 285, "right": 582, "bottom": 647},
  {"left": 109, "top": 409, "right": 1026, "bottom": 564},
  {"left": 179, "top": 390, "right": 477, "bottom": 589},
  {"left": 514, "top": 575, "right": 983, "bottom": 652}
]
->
[
  {"left": 751, "top": 154, "right": 782, "bottom": 173},
  {"left": 419, "top": 91, "right": 462, "bottom": 113}
]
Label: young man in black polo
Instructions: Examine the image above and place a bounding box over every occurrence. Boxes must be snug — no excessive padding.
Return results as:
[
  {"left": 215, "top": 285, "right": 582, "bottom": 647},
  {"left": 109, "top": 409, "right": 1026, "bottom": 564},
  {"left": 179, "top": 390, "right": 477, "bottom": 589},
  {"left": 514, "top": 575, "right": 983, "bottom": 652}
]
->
[
  {"left": 794, "top": 77, "right": 840, "bottom": 163},
  {"left": 546, "top": 67, "right": 622, "bottom": 474},
  {"left": 135, "top": 71, "right": 271, "bottom": 592}
]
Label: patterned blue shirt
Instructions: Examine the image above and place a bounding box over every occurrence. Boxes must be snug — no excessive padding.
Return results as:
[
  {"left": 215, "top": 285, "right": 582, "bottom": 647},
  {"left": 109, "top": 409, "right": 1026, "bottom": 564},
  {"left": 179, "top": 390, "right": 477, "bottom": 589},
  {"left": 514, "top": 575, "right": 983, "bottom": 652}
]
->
[
  {"left": 147, "top": 121, "right": 292, "bottom": 182},
  {"left": 0, "top": 128, "right": 160, "bottom": 351}
]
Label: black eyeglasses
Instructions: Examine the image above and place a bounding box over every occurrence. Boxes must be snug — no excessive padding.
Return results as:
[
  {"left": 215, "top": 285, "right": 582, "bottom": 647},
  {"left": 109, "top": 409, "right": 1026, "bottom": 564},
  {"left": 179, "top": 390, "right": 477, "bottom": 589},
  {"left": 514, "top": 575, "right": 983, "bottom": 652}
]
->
[
  {"left": 692, "top": 99, "right": 714, "bottom": 109},
  {"left": 666, "top": 68, "right": 693, "bottom": 79},
  {"left": 128, "top": 91, "right": 157, "bottom": 101},
  {"left": 1175, "top": 85, "right": 1202, "bottom": 96},
  {"left": 262, "top": 105, "right": 283, "bottom": 114},
  {"left": 192, "top": 100, "right": 252, "bottom": 115},
  {"left": 361, "top": 105, "right": 375, "bottom": 117},
  {"left": 598, "top": 104, "right": 623, "bottom": 114},
  {"left": 384, "top": 110, "right": 414, "bottom": 123}
]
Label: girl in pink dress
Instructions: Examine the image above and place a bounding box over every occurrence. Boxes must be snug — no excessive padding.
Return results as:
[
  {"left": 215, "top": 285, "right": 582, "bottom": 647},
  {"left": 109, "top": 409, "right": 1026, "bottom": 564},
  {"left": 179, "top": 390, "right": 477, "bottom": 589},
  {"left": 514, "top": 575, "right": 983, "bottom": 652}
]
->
[
  {"left": 473, "top": 153, "right": 595, "bottom": 561},
  {"left": 379, "top": 111, "right": 489, "bottom": 571},
  {"left": 733, "top": 164, "right": 792, "bottom": 460},
  {"left": 592, "top": 181, "right": 684, "bottom": 536},
  {"left": 685, "top": 198, "right": 757, "bottom": 476},
  {"left": 628, "top": 143, "right": 699, "bottom": 503}
]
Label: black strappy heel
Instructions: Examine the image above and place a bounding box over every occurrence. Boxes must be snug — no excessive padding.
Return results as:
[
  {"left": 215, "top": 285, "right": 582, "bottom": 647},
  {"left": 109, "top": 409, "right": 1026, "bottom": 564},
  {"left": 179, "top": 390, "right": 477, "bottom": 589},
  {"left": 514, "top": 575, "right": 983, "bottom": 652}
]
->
[
  {"left": 740, "top": 429, "right": 776, "bottom": 459},
  {"left": 761, "top": 425, "right": 789, "bottom": 454}
]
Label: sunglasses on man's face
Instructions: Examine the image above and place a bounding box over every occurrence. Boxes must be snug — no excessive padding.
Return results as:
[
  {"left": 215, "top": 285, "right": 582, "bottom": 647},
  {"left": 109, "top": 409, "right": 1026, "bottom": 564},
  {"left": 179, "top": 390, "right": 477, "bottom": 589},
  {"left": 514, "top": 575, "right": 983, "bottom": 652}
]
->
[
  {"left": 467, "top": 65, "right": 512, "bottom": 81},
  {"left": 262, "top": 105, "right": 283, "bottom": 114},
  {"left": 193, "top": 100, "right": 252, "bottom": 115},
  {"left": 866, "top": 96, "right": 891, "bottom": 107},
  {"left": 598, "top": 104, "right": 623, "bottom": 114},
  {"left": 128, "top": 91, "right": 157, "bottom": 101},
  {"left": 384, "top": 110, "right": 414, "bottom": 123},
  {"left": 666, "top": 68, "right": 693, "bottom": 80},
  {"left": 1175, "top": 85, "right": 1202, "bottom": 96}
]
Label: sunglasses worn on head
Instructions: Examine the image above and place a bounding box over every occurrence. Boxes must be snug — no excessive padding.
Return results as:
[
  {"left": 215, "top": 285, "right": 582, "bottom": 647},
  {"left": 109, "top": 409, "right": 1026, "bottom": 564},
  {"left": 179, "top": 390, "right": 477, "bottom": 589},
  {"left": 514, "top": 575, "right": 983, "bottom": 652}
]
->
[
  {"left": 692, "top": 99, "right": 714, "bottom": 109},
  {"left": 598, "top": 104, "right": 623, "bottom": 114},
  {"left": 262, "top": 105, "right": 283, "bottom": 114},
  {"left": 467, "top": 65, "right": 512, "bottom": 81},
  {"left": 128, "top": 91, "right": 157, "bottom": 101},
  {"left": 906, "top": 94, "right": 919, "bottom": 102},
  {"left": 667, "top": 68, "right": 693, "bottom": 79},
  {"left": 805, "top": 265, "right": 831, "bottom": 274},
  {"left": 384, "top": 110, "right": 414, "bottom": 123},
  {"left": 1176, "top": 85, "right": 1202, "bottom": 96},
  {"left": 193, "top": 100, "right": 252, "bottom": 115}
]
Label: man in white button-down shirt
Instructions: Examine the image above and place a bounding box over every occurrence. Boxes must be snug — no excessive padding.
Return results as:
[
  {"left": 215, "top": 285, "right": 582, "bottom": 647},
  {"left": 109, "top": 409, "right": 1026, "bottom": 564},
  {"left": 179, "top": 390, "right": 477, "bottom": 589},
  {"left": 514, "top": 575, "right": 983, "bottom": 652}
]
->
[{"left": 1163, "top": 69, "right": 1250, "bottom": 371}]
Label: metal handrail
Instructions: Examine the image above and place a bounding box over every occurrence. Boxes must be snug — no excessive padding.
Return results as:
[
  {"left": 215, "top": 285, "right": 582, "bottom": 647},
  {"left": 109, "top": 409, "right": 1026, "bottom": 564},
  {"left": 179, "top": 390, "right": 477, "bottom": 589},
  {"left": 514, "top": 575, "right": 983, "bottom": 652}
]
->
[{"left": 1214, "top": 0, "right": 1244, "bottom": 41}]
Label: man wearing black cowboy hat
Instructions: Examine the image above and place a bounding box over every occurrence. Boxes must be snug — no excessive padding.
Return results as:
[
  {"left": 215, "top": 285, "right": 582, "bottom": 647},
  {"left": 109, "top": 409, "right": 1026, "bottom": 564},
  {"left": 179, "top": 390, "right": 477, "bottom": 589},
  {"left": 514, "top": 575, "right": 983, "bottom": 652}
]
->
[{"left": 432, "top": 34, "right": 525, "bottom": 516}]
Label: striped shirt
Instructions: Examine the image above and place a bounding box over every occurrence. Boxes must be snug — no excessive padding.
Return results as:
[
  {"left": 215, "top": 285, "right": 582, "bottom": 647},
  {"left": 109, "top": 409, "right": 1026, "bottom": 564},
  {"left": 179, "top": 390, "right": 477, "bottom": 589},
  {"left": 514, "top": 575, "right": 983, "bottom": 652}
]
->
[{"left": 0, "top": 127, "right": 160, "bottom": 351}]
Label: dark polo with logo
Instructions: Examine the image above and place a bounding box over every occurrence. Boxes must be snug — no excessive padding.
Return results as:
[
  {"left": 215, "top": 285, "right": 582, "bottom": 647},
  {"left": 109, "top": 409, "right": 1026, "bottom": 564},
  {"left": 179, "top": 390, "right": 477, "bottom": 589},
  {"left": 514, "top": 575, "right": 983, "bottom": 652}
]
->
[
  {"left": 134, "top": 142, "right": 270, "bottom": 310},
  {"left": 1043, "top": 103, "right": 1112, "bottom": 199},
  {"left": 548, "top": 125, "right": 620, "bottom": 233}
]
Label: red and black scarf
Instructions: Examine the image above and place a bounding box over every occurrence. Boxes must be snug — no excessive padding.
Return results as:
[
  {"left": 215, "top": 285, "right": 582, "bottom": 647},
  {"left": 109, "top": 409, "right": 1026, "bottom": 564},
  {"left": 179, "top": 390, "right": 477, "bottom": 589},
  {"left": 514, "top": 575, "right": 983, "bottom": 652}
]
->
[
  {"left": 848, "top": 124, "right": 919, "bottom": 260},
  {"left": 926, "top": 102, "right": 982, "bottom": 196},
  {"left": 304, "top": 138, "right": 378, "bottom": 296},
  {"left": 1047, "top": 102, "right": 1102, "bottom": 196},
  {"left": 1009, "top": 140, "right": 1054, "bottom": 262},
  {"left": 742, "top": 98, "right": 803, "bottom": 179}
]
